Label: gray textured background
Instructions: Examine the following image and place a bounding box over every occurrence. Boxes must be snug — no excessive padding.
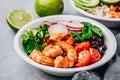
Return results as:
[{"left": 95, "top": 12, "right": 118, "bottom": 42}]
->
[{"left": 0, "top": 0, "right": 120, "bottom": 80}]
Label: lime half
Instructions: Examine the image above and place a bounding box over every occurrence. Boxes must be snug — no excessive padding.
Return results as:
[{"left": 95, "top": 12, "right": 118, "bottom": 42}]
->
[{"left": 7, "top": 9, "right": 33, "bottom": 32}]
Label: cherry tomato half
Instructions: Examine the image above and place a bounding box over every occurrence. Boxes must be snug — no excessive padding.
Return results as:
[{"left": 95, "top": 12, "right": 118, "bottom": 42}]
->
[
  {"left": 74, "top": 41, "right": 90, "bottom": 53},
  {"left": 89, "top": 48, "right": 101, "bottom": 63},
  {"left": 75, "top": 50, "right": 90, "bottom": 67}
]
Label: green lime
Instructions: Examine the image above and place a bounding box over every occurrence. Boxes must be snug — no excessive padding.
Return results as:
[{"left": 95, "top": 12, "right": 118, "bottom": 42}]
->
[
  {"left": 35, "top": 0, "right": 64, "bottom": 17},
  {"left": 7, "top": 9, "right": 33, "bottom": 32}
]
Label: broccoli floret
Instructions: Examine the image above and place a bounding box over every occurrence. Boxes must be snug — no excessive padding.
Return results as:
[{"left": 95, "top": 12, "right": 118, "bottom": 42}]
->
[
  {"left": 31, "top": 29, "right": 39, "bottom": 37},
  {"left": 24, "top": 39, "right": 39, "bottom": 55},
  {"left": 21, "top": 31, "right": 33, "bottom": 44},
  {"left": 40, "top": 24, "right": 50, "bottom": 31},
  {"left": 39, "top": 43, "right": 48, "bottom": 52},
  {"left": 21, "top": 24, "right": 50, "bottom": 55}
]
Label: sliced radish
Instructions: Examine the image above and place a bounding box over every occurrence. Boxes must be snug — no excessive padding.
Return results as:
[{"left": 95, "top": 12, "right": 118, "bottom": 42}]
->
[
  {"left": 67, "top": 28, "right": 82, "bottom": 32},
  {"left": 48, "top": 24, "right": 68, "bottom": 35},
  {"left": 70, "top": 20, "right": 82, "bottom": 24},
  {"left": 66, "top": 23, "right": 84, "bottom": 29},
  {"left": 66, "top": 22, "right": 84, "bottom": 29},
  {"left": 66, "top": 26, "right": 82, "bottom": 30},
  {"left": 57, "top": 20, "right": 69, "bottom": 26},
  {"left": 69, "top": 29, "right": 81, "bottom": 32},
  {"left": 67, "top": 27, "right": 82, "bottom": 31},
  {"left": 39, "top": 21, "right": 52, "bottom": 26}
]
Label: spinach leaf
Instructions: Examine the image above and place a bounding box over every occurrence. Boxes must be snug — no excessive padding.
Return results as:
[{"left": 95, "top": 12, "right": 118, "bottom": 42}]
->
[
  {"left": 82, "top": 28, "right": 93, "bottom": 41},
  {"left": 82, "top": 22, "right": 103, "bottom": 37},
  {"left": 70, "top": 32, "right": 82, "bottom": 41}
]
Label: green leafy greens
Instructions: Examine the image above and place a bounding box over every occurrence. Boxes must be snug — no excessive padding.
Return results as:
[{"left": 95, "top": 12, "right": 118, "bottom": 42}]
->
[
  {"left": 71, "top": 22, "right": 103, "bottom": 42},
  {"left": 21, "top": 24, "right": 50, "bottom": 55}
]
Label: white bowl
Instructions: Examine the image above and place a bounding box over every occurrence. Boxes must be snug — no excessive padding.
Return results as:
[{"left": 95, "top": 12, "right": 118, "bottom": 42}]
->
[
  {"left": 14, "top": 15, "right": 117, "bottom": 76},
  {"left": 70, "top": 0, "right": 120, "bottom": 27}
]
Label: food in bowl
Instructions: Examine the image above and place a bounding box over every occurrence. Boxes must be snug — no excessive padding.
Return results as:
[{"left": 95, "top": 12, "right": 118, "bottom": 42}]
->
[
  {"left": 14, "top": 15, "right": 117, "bottom": 76},
  {"left": 72, "top": 0, "right": 120, "bottom": 18},
  {"left": 21, "top": 20, "right": 107, "bottom": 68}
]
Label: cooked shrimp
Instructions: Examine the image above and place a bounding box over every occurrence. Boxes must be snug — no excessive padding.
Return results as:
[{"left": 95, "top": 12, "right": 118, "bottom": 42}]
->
[
  {"left": 63, "top": 56, "right": 71, "bottom": 68},
  {"left": 62, "top": 34, "right": 74, "bottom": 45},
  {"left": 67, "top": 48, "right": 77, "bottom": 62},
  {"left": 54, "top": 56, "right": 64, "bottom": 68},
  {"left": 49, "top": 33, "right": 74, "bottom": 45},
  {"left": 55, "top": 41, "right": 77, "bottom": 68},
  {"left": 56, "top": 41, "right": 73, "bottom": 51},
  {"left": 55, "top": 55, "right": 76, "bottom": 68},
  {"left": 49, "top": 33, "right": 66, "bottom": 41},
  {"left": 57, "top": 41, "right": 77, "bottom": 61},
  {"left": 43, "top": 45, "right": 63, "bottom": 58},
  {"left": 66, "top": 36, "right": 74, "bottom": 45},
  {"left": 55, "top": 56, "right": 71, "bottom": 68},
  {"left": 29, "top": 50, "right": 44, "bottom": 59},
  {"left": 29, "top": 50, "right": 54, "bottom": 66}
]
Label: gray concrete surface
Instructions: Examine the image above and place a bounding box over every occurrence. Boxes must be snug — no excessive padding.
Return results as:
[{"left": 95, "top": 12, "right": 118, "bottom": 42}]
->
[{"left": 0, "top": 0, "right": 120, "bottom": 80}]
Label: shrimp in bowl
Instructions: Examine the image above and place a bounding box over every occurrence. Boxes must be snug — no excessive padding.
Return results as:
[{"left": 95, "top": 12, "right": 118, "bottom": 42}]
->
[{"left": 29, "top": 32, "right": 77, "bottom": 68}]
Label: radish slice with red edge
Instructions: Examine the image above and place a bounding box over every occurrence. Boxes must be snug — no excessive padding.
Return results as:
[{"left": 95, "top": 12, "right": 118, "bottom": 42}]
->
[
  {"left": 39, "top": 21, "right": 52, "bottom": 26},
  {"left": 48, "top": 24, "right": 68, "bottom": 35},
  {"left": 66, "top": 21, "right": 84, "bottom": 29},
  {"left": 57, "top": 20, "right": 69, "bottom": 26},
  {"left": 67, "top": 28, "right": 82, "bottom": 32},
  {"left": 66, "top": 26, "right": 83, "bottom": 30},
  {"left": 70, "top": 20, "right": 81, "bottom": 24},
  {"left": 68, "top": 29, "right": 81, "bottom": 32},
  {"left": 66, "top": 26, "right": 82, "bottom": 30}
]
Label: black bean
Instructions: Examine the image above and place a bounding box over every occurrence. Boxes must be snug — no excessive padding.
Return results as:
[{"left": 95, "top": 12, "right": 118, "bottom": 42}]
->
[
  {"left": 92, "top": 35, "right": 104, "bottom": 47},
  {"left": 90, "top": 41, "right": 99, "bottom": 49},
  {"left": 98, "top": 37, "right": 104, "bottom": 47},
  {"left": 101, "top": 45, "right": 107, "bottom": 52},
  {"left": 100, "top": 50, "right": 105, "bottom": 55},
  {"left": 91, "top": 41, "right": 98, "bottom": 44},
  {"left": 92, "top": 35, "right": 99, "bottom": 41},
  {"left": 91, "top": 45, "right": 99, "bottom": 50},
  {"left": 90, "top": 34, "right": 107, "bottom": 56},
  {"left": 91, "top": 41, "right": 99, "bottom": 46},
  {"left": 100, "top": 45, "right": 107, "bottom": 55}
]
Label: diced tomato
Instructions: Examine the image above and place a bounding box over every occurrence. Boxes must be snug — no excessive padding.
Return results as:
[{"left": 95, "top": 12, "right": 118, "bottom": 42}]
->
[
  {"left": 89, "top": 48, "right": 101, "bottom": 63},
  {"left": 74, "top": 41, "right": 90, "bottom": 53},
  {"left": 75, "top": 50, "right": 90, "bottom": 67}
]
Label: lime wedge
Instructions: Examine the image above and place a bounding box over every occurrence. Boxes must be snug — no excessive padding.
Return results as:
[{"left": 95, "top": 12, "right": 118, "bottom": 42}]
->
[{"left": 7, "top": 9, "right": 33, "bottom": 32}]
